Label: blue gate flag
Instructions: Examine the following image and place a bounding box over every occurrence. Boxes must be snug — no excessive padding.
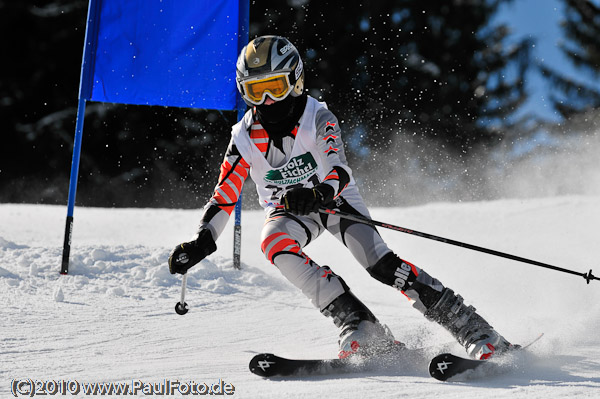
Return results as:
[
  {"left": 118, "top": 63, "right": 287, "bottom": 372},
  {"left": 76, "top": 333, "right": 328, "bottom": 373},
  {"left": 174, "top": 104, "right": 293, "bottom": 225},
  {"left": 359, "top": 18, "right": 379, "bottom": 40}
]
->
[
  {"left": 62, "top": 0, "right": 249, "bottom": 274},
  {"left": 80, "top": 0, "right": 249, "bottom": 110}
]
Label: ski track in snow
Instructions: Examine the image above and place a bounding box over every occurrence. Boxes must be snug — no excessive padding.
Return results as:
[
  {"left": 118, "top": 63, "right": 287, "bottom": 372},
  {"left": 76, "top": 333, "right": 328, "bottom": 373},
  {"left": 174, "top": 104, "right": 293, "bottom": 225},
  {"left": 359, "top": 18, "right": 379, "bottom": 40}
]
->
[{"left": 1, "top": 196, "right": 599, "bottom": 398}]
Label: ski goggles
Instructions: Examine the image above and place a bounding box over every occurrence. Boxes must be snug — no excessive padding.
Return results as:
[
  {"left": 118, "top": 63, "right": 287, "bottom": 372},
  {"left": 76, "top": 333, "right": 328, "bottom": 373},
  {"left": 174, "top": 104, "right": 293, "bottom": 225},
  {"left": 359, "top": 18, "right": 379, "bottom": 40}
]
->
[{"left": 238, "top": 72, "right": 293, "bottom": 105}]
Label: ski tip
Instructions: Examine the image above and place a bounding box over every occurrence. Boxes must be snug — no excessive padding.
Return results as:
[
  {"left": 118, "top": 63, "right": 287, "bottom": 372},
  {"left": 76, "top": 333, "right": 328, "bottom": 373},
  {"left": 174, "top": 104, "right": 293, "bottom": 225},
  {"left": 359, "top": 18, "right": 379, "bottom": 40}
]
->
[
  {"left": 428, "top": 353, "right": 456, "bottom": 381},
  {"left": 249, "top": 353, "right": 280, "bottom": 378},
  {"left": 519, "top": 332, "right": 544, "bottom": 350}
]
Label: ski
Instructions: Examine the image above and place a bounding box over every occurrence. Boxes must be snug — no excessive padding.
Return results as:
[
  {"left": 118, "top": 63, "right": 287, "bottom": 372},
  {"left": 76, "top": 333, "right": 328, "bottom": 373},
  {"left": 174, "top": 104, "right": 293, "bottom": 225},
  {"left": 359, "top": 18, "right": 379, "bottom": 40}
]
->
[
  {"left": 428, "top": 333, "right": 544, "bottom": 381},
  {"left": 429, "top": 353, "right": 491, "bottom": 381},
  {"left": 249, "top": 347, "right": 428, "bottom": 378},
  {"left": 249, "top": 353, "right": 359, "bottom": 377}
]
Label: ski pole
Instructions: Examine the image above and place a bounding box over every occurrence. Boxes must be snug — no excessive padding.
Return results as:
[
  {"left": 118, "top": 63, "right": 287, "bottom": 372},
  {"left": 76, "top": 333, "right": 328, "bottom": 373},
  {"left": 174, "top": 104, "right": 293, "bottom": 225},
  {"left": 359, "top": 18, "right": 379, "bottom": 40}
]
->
[
  {"left": 175, "top": 273, "right": 189, "bottom": 315},
  {"left": 319, "top": 207, "right": 598, "bottom": 285}
]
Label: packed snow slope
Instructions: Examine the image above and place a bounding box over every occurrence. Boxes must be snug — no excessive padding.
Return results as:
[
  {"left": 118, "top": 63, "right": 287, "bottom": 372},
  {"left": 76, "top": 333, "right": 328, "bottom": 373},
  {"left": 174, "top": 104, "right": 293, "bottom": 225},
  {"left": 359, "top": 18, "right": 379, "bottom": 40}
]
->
[{"left": 1, "top": 196, "right": 599, "bottom": 398}]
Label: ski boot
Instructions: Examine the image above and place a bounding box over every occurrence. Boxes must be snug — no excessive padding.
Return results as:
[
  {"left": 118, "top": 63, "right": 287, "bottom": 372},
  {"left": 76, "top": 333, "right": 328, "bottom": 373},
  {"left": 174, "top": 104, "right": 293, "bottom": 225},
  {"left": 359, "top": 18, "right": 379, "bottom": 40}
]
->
[
  {"left": 322, "top": 291, "right": 404, "bottom": 359},
  {"left": 425, "top": 288, "right": 516, "bottom": 360}
]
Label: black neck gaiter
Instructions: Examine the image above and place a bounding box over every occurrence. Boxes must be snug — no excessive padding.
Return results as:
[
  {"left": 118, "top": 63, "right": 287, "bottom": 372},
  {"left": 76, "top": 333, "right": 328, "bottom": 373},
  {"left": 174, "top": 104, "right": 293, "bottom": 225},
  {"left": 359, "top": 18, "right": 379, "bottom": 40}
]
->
[{"left": 255, "top": 94, "right": 307, "bottom": 141}]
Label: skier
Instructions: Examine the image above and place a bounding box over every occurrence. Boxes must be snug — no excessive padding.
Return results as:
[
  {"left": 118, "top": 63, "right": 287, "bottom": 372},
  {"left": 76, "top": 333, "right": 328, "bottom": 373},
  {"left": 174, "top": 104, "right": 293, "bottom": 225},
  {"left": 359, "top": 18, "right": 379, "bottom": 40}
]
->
[{"left": 168, "top": 35, "right": 515, "bottom": 361}]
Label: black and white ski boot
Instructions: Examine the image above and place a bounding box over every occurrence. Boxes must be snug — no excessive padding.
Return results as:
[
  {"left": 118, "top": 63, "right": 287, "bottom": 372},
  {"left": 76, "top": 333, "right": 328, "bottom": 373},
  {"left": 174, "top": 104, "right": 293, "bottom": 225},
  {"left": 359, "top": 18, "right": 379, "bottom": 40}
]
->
[{"left": 425, "top": 288, "right": 516, "bottom": 360}]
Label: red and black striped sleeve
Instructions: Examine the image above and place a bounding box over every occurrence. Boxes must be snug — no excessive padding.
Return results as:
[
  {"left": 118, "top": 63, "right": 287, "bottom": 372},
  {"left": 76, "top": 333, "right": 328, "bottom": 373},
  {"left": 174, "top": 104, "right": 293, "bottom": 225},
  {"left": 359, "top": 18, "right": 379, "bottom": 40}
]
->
[
  {"left": 199, "top": 138, "right": 250, "bottom": 240},
  {"left": 210, "top": 142, "right": 250, "bottom": 213}
]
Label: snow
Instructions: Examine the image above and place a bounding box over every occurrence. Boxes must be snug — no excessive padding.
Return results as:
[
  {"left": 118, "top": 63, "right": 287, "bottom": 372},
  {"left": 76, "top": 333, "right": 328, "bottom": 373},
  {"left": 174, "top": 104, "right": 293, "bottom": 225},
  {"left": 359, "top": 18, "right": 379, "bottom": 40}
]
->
[{"left": 1, "top": 197, "right": 599, "bottom": 398}]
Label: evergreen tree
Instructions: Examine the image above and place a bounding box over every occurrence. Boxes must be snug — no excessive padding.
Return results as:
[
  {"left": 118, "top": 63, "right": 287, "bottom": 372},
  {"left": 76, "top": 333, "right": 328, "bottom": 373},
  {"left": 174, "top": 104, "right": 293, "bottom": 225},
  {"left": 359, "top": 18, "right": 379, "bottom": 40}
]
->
[
  {"left": 540, "top": 0, "right": 600, "bottom": 118},
  {"left": 250, "top": 0, "right": 531, "bottom": 155}
]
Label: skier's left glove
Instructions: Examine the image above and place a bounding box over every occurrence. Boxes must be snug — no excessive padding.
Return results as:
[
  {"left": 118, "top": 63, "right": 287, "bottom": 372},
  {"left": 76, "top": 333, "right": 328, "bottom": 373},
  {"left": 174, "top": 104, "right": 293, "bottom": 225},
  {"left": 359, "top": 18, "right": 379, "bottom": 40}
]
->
[
  {"left": 282, "top": 183, "right": 334, "bottom": 216},
  {"left": 168, "top": 229, "right": 217, "bottom": 275}
]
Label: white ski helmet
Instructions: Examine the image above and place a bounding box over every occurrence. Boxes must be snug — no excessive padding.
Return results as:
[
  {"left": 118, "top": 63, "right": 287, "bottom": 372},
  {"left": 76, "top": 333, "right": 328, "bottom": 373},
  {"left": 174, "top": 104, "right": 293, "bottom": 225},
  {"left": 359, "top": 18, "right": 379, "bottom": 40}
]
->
[{"left": 236, "top": 35, "right": 305, "bottom": 106}]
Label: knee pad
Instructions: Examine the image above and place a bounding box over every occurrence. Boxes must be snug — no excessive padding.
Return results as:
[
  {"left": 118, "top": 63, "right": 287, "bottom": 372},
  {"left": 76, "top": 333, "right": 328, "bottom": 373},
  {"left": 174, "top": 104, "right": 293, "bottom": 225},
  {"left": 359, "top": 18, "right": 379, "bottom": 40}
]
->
[
  {"left": 368, "top": 252, "right": 444, "bottom": 310},
  {"left": 367, "top": 252, "right": 418, "bottom": 291}
]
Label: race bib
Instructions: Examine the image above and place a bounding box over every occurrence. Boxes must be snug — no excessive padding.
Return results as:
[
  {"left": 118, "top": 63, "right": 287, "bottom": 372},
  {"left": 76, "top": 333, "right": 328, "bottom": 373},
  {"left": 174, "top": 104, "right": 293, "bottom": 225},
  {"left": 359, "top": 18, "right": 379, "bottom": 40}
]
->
[{"left": 264, "top": 152, "right": 317, "bottom": 186}]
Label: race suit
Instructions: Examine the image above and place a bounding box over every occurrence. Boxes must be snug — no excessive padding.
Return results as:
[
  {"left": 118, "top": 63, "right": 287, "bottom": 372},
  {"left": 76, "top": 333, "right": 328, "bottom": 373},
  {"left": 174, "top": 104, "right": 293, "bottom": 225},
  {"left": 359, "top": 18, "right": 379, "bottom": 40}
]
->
[{"left": 198, "top": 96, "right": 445, "bottom": 314}]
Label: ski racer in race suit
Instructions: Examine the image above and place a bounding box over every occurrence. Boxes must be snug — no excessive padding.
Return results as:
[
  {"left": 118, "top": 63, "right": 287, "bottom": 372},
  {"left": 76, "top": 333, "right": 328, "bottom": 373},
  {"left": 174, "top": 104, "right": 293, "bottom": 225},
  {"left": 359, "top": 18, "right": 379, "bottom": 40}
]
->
[{"left": 169, "top": 36, "right": 515, "bottom": 360}]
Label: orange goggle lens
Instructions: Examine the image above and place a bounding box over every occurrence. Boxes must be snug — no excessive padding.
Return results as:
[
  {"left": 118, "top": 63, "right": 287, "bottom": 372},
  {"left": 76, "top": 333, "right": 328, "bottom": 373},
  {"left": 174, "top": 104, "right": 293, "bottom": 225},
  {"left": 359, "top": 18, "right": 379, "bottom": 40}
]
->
[{"left": 242, "top": 74, "right": 291, "bottom": 104}]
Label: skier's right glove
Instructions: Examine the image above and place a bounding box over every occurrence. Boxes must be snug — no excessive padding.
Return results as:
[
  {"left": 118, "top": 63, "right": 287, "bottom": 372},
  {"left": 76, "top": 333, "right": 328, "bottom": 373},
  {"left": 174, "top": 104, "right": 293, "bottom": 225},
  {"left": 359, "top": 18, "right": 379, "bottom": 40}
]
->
[
  {"left": 168, "top": 229, "right": 217, "bottom": 275},
  {"left": 282, "top": 183, "right": 335, "bottom": 216}
]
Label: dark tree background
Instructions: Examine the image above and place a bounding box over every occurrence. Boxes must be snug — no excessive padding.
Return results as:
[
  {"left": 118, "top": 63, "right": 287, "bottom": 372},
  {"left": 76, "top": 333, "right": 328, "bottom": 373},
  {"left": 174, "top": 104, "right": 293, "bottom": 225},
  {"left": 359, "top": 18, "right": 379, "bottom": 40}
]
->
[
  {"left": 0, "top": 0, "right": 595, "bottom": 209},
  {"left": 254, "top": 1, "right": 530, "bottom": 152},
  {"left": 540, "top": 0, "right": 600, "bottom": 119}
]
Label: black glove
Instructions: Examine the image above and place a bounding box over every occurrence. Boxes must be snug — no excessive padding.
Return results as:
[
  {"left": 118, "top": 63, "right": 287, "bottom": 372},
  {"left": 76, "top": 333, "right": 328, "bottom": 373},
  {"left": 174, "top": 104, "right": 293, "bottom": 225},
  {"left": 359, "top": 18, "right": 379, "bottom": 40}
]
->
[
  {"left": 282, "top": 184, "right": 334, "bottom": 216},
  {"left": 168, "top": 229, "right": 217, "bottom": 275}
]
